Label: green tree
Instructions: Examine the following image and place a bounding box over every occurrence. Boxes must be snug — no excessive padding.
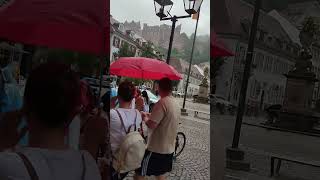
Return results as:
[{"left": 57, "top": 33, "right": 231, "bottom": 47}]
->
[
  {"left": 141, "top": 41, "right": 155, "bottom": 58},
  {"left": 116, "top": 42, "right": 135, "bottom": 58}
]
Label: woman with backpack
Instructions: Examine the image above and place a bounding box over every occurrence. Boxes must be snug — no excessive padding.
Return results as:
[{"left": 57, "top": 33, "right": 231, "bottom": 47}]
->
[
  {"left": 109, "top": 81, "right": 144, "bottom": 180},
  {"left": 0, "top": 62, "right": 102, "bottom": 180}
]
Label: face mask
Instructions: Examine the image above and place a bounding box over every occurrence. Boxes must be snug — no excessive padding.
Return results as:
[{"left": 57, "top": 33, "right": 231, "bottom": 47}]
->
[{"left": 1, "top": 63, "right": 16, "bottom": 84}]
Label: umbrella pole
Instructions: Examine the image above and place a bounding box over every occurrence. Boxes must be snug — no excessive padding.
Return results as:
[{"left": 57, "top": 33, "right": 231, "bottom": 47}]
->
[
  {"left": 98, "top": 56, "right": 104, "bottom": 98},
  {"left": 98, "top": 27, "right": 107, "bottom": 99}
]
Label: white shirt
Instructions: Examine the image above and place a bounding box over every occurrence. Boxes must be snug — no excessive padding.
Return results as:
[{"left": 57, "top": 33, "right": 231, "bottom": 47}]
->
[
  {"left": 0, "top": 148, "right": 101, "bottom": 180},
  {"left": 67, "top": 115, "right": 81, "bottom": 150},
  {"left": 130, "top": 98, "right": 135, "bottom": 109},
  {"left": 110, "top": 108, "right": 142, "bottom": 154}
]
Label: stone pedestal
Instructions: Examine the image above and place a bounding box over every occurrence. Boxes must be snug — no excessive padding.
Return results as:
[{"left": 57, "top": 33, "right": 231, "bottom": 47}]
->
[
  {"left": 282, "top": 73, "right": 316, "bottom": 113},
  {"left": 181, "top": 108, "right": 188, "bottom": 116},
  {"left": 276, "top": 71, "right": 318, "bottom": 131},
  {"left": 195, "top": 80, "right": 209, "bottom": 104},
  {"left": 198, "top": 85, "right": 209, "bottom": 98},
  {"left": 226, "top": 148, "right": 251, "bottom": 171}
]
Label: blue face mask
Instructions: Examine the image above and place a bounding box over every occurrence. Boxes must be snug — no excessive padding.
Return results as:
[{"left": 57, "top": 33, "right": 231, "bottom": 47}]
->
[
  {"left": 1, "top": 63, "right": 16, "bottom": 84},
  {"left": 0, "top": 63, "right": 22, "bottom": 112}
]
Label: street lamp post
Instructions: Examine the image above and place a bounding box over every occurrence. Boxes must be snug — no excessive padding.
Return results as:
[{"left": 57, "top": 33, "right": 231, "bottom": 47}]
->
[
  {"left": 226, "top": 0, "right": 261, "bottom": 171},
  {"left": 181, "top": 6, "right": 201, "bottom": 115},
  {"left": 153, "top": 0, "right": 203, "bottom": 64}
]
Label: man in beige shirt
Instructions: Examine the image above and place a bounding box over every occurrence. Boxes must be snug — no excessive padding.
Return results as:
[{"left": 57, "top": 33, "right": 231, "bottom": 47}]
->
[{"left": 135, "top": 78, "right": 179, "bottom": 180}]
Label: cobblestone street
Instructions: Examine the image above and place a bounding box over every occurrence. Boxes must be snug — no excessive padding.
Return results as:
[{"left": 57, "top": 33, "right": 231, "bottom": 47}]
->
[
  {"left": 213, "top": 114, "right": 320, "bottom": 180},
  {"left": 124, "top": 99, "right": 210, "bottom": 180},
  {"left": 176, "top": 98, "right": 210, "bottom": 113}
]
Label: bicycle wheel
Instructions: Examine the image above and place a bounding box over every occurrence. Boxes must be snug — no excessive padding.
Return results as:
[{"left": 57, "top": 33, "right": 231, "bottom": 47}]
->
[{"left": 174, "top": 132, "right": 186, "bottom": 158}]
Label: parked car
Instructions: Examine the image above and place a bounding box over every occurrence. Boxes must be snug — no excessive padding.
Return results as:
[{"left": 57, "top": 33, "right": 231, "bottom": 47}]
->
[
  {"left": 177, "top": 92, "right": 185, "bottom": 98},
  {"left": 210, "top": 94, "right": 236, "bottom": 114}
]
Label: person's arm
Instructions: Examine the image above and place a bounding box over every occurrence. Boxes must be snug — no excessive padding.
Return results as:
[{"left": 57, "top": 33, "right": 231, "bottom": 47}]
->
[
  {"left": 136, "top": 97, "right": 144, "bottom": 112},
  {"left": 143, "top": 101, "right": 165, "bottom": 130},
  {"left": 145, "top": 118, "right": 158, "bottom": 129}
]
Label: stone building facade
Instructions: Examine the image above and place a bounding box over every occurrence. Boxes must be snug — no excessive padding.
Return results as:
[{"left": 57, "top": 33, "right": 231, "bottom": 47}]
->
[
  {"left": 213, "top": 0, "right": 301, "bottom": 112},
  {"left": 170, "top": 58, "right": 204, "bottom": 96},
  {"left": 110, "top": 16, "right": 164, "bottom": 62}
]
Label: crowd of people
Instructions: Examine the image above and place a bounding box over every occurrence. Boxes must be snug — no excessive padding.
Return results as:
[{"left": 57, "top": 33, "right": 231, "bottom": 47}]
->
[{"left": 0, "top": 61, "right": 180, "bottom": 180}]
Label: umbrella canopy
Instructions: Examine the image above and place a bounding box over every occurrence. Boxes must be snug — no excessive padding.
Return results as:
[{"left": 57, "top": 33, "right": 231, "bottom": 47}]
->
[
  {"left": 0, "top": 0, "right": 108, "bottom": 55},
  {"left": 110, "top": 57, "right": 183, "bottom": 80},
  {"left": 211, "top": 32, "right": 234, "bottom": 57}
]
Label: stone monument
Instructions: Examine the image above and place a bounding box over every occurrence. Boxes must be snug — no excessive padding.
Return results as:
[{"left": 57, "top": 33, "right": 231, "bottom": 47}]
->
[
  {"left": 275, "top": 17, "right": 320, "bottom": 131},
  {"left": 196, "top": 67, "right": 209, "bottom": 103}
]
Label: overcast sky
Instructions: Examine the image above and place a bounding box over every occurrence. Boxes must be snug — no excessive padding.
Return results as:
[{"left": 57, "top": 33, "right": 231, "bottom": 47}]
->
[{"left": 110, "top": 0, "right": 210, "bottom": 36}]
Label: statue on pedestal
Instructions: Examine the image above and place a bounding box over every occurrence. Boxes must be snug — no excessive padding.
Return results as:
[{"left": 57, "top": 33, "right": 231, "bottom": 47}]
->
[
  {"left": 195, "top": 67, "right": 209, "bottom": 104},
  {"left": 276, "top": 17, "right": 320, "bottom": 131},
  {"left": 292, "top": 17, "right": 320, "bottom": 76}
]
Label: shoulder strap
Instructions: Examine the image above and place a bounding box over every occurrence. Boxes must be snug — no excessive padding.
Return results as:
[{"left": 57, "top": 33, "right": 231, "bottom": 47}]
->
[
  {"left": 115, "top": 109, "right": 128, "bottom": 134},
  {"left": 133, "top": 110, "right": 138, "bottom": 131},
  {"left": 16, "top": 152, "right": 39, "bottom": 180},
  {"left": 115, "top": 99, "right": 119, "bottom": 107},
  {"left": 81, "top": 152, "right": 86, "bottom": 180},
  {"left": 127, "top": 110, "right": 138, "bottom": 132}
]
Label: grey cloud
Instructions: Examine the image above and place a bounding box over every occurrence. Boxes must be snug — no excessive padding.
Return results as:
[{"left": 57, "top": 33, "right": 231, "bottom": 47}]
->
[{"left": 110, "top": 0, "right": 210, "bottom": 36}]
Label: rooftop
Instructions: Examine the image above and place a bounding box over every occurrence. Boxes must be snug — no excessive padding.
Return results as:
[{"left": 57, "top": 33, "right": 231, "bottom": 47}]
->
[
  {"left": 170, "top": 58, "right": 204, "bottom": 79},
  {"left": 212, "top": 0, "right": 292, "bottom": 43}
]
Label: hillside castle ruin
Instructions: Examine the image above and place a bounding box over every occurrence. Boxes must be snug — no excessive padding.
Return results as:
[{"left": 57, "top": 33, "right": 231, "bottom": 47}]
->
[{"left": 123, "top": 20, "right": 189, "bottom": 51}]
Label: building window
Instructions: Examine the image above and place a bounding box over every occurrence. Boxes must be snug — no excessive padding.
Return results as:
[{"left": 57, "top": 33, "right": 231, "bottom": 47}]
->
[
  {"left": 250, "top": 80, "right": 256, "bottom": 98},
  {"left": 286, "top": 45, "right": 291, "bottom": 52},
  {"left": 132, "top": 46, "right": 136, "bottom": 55},
  {"left": 252, "top": 52, "right": 257, "bottom": 67},
  {"left": 270, "top": 57, "right": 274, "bottom": 73},
  {"left": 259, "top": 31, "right": 265, "bottom": 41},
  {"left": 113, "top": 37, "right": 120, "bottom": 48},
  {"left": 274, "top": 60, "right": 278, "bottom": 74},
  {"left": 263, "top": 56, "right": 269, "bottom": 72},
  {"left": 256, "top": 53, "right": 264, "bottom": 70},
  {"left": 256, "top": 82, "right": 261, "bottom": 98},
  {"left": 240, "top": 47, "right": 246, "bottom": 65}
]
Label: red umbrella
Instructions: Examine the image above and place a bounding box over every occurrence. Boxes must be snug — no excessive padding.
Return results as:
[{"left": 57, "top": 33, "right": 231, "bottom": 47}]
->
[
  {"left": 110, "top": 57, "right": 183, "bottom": 80},
  {"left": 0, "top": 0, "right": 108, "bottom": 55},
  {"left": 211, "top": 32, "right": 234, "bottom": 57}
]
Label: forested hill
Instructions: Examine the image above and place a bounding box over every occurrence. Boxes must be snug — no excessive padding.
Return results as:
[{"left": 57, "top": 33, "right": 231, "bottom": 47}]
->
[{"left": 156, "top": 34, "right": 210, "bottom": 65}]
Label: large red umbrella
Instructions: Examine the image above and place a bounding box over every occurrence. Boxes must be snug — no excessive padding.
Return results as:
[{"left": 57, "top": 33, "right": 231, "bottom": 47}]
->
[
  {"left": 211, "top": 32, "right": 234, "bottom": 57},
  {"left": 110, "top": 57, "right": 183, "bottom": 80},
  {"left": 0, "top": 0, "right": 108, "bottom": 55}
]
